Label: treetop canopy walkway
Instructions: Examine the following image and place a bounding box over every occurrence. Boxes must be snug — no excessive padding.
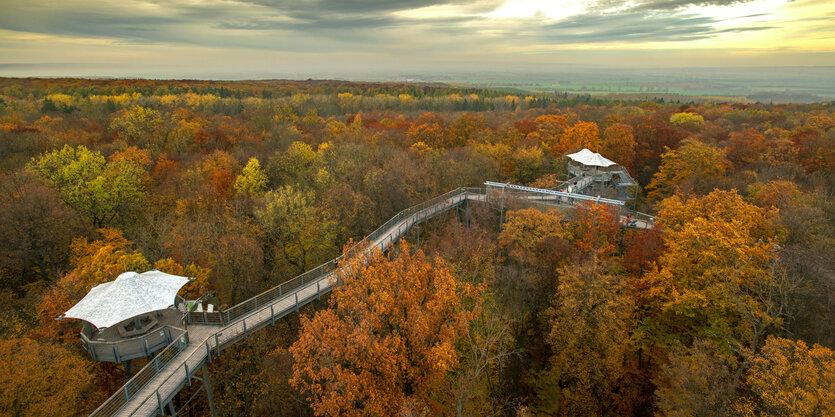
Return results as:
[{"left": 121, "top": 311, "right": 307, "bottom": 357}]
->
[{"left": 88, "top": 183, "right": 653, "bottom": 417}]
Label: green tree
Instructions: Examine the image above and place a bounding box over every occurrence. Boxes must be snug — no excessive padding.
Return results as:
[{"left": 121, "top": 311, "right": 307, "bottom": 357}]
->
[
  {"left": 269, "top": 141, "right": 318, "bottom": 188},
  {"left": 109, "top": 105, "right": 164, "bottom": 147},
  {"left": 255, "top": 185, "right": 336, "bottom": 275},
  {"left": 31, "top": 145, "right": 147, "bottom": 227},
  {"left": 234, "top": 157, "right": 268, "bottom": 197}
]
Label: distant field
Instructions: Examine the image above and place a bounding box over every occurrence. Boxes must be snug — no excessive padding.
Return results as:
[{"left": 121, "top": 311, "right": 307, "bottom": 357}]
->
[{"left": 404, "top": 67, "right": 835, "bottom": 103}]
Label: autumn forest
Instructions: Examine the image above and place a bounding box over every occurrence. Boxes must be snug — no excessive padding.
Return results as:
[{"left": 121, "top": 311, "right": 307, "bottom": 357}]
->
[{"left": 0, "top": 77, "right": 833, "bottom": 416}]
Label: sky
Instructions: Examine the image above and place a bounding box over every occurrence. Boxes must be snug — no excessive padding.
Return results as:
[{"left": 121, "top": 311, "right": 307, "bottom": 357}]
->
[{"left": 0, "top": 0, "right": 834, "bottom": 77}]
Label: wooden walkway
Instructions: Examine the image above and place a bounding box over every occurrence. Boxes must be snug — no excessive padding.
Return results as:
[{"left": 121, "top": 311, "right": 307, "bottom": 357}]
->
[{"left": 91, "top": 185, "right": 650, "bottom": 417}]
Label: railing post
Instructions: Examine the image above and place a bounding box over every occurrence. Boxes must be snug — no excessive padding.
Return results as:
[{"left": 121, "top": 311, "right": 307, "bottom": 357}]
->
[
  {"left": 317, "top": 281, "right": 321, "bottom": 300},
  {"left": 271, "top": 305, "right": 276, "bottom": 325},
  {"left": 243, "top": 319, "right": 247, "bottom": 336},
  {"left": 301, "top": 275, "right": 304, "bottom": 286},
  {"left": 206, "top": 341, "right": 211, "bottom": 362},
  {"left": 185, "top": 363, "right": 191, "bottom": 386},
  {"left": 295, "top": 293, "right": 299, "bottom": 312},
  {"left": 254, "top": 297, "right": 258, "bottom": 309},
  {"left": 124, "top": 385, "right": 130, "bottom": 402},
  {"left": 215, "top": 333, "right": 220, "bottom": 350},
  {"left": 154, "top": 357, "right": 160, "bottom": 372}
]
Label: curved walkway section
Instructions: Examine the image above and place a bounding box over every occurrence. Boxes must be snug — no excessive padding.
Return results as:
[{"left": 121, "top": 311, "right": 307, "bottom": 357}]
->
[
  {"left": 91, "top": 184, "right": 652, "bottom": 417},
  {"left": 91, "top": 187, "right": 484, "bottom": 417}
]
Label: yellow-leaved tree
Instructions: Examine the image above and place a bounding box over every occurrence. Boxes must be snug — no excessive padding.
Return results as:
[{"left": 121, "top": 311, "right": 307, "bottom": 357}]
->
[{"left": 733, "top": 336, "right": 835, "bottom": 416}]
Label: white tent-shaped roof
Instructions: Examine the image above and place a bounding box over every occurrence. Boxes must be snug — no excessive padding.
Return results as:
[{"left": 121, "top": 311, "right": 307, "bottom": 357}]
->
[
  {"left": 63, "top": 270, "right": 191, "bottom": 329},
  {"left": 566, "top": 148, "right": 617, "bottom": 167}
]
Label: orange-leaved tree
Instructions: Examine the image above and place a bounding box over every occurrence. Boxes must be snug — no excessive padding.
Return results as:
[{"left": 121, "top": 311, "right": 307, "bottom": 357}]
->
[
  {"left": 732, "top": 336, "right": 835, "bottom": 416},
  {"left": 289, "top": 244, "right": 480, "bottom": 416},
  {"left": 554, "top": 121, "right": 600, "bottom": 155},
  {"left": 36, "top": 228, "right": 150, "bottom": 344},
  {"left": 0, "top": 337, "right": 98, "bottom": 417}
]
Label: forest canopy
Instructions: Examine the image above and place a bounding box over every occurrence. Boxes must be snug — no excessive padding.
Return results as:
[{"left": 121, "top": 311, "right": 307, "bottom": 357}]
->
[{"left": 0, "top": 78, "right": 832, "bottom": 416}]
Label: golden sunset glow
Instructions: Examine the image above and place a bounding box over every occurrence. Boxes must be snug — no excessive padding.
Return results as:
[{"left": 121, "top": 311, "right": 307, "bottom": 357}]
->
[{"left": 0, "top": 0, "right": 832, "bottom": 75}]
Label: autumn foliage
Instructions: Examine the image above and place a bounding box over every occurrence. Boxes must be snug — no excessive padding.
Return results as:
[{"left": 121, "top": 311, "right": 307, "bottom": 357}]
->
[
  {"left": 0, "top": 78, "right": 832, "bottom": 416},
  {"left": 290, "top": 245, "right": 479, "bottom": 416}
]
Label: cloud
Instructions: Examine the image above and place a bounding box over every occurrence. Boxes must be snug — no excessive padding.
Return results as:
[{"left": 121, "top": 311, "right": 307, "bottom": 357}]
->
[
  {"left": 531, "top": 12, "right": 773, "bottom": 44},
  {"left": 0, "top": 0, "right": 801, "bottom": 63},
  {"left": 593, "top": 0, "right": 757, "bottom": 12}
]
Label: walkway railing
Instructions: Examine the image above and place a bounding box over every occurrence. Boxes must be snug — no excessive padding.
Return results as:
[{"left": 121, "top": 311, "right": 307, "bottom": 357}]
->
[
  {"left": 190, "top": 187, "right": 483, "bottom": 326},
  {"left": 91, "top": 187, "right": 484, "bottom": 417},
  {"left": 81, "top": 325, "right": 183, "bottom": 363},
  {"left": 90, "top": 184, "right": 654, "bottom": 416},
  {"left": 89, "top": 332, "right": 190, "bottom": 417}
]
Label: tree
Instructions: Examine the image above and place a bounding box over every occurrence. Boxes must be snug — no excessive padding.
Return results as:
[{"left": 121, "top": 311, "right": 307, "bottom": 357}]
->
[
  {"left": 642, "top": 190, "right": 782, "bottom": 354},
  {"left": 234, "top": 157, "right": 268, "bottom": 197},
  {"left": 530, "top": 114, "right": 568, "bottom": 150},
  {"left": 255, "top": 186, "right": 336, "bottom": 275},
  {"left": 448, "top": 113, "right": 489, "bottom": 147},
  {"left": 209, "top": 233, "right": 264, "bottom": 304},
  {"left": 36, "top": 229, "right": 149, "bottom": 343},
  {"left": 0, "top": 171, "right": 87, "bottom": 288},
  {"left": 0, "top": 338, "right": 97, "bottom": 417},
  {"left": 535, "top": 258, "right": 633, "bottom": 416},
  {"left": 109, "top": 105, "right": 164, "bottom": 148},
  {"left": 555, "top": 121, "right": 600, "bottom": 155},
  {"left": 570, "top": 202, "right": 621, "bottom": 258},
  {"left": 669, "top": 112, "right": 704, "bottom": 132},
  {"left": 654, "top": 340, "right": 737, "bottom": 417},
  {"left": 725, "top": 128, "right": 767, "bottom": 168},
  {"left": 290, "top": 246, "right": 479, "bottom": 416},
  {"left": 733, "top": 336, "right": 835, "bottom": 416},
  {"left": 601, "top": 123, "right": 637, "bottom": 170},
  {"left": 31, "top": 145, "right": 147, "bottom": 227},
  {"left": 499, "top": 208, "right": 570, "bottom": 269},
  {"left": 268, "top": 141, "right": 318, "bottom": 188},
  {"left": 646, "top": 139, "right": 727, "bottom": 201},
  {"left": 507, "top": 146, "right": 543, "bottom": 184},
  {"left": 408, "top": 118, "right": 447, "bottom": 149}
]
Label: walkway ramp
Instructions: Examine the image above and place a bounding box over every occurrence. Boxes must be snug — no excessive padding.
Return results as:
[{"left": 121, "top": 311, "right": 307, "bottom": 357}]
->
[
  {"left": 92, "top": 188, "right": 482, "bottom": 417},
  {"left": 91, "top": 185, "right": 649, "bottom": 417}
]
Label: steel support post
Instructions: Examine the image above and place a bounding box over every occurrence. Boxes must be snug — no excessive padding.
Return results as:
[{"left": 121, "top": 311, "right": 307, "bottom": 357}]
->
[{"left": 202, "top": 364, "right": 217, "bottom": 417}]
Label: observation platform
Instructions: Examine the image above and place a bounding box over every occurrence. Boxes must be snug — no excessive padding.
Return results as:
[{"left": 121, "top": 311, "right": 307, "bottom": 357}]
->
[{"left": 80, "top": 309, "right": 185, "bottom": 363}]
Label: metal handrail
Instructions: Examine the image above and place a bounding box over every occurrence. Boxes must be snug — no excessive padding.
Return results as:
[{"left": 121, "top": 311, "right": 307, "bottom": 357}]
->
[
  {"left": 92, "top": 187, "right": 485, "bottom": 417},
  {"left": 90, "top": 185, "right": 655, "bottom": 416},
  {"left": 485, "top": 181, "right": 626, "bottom": 206},
  {"left": 89, "top": 332, "right": 190, "bottom": 417}
]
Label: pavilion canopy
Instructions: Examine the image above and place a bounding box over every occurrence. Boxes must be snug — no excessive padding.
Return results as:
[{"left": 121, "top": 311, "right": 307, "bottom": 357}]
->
[
  {"left": 566, "top": 148, "right": 617, "bottom": 167},
  {"left": 63, "top": 270, "right": 190, "bottom": 329}
]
